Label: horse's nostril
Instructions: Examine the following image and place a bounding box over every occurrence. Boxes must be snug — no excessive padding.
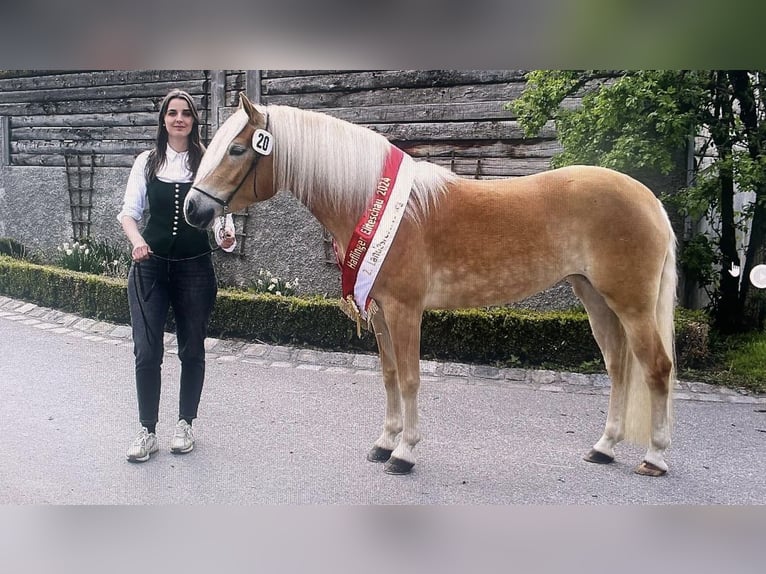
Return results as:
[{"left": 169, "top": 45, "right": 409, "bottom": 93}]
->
[{"left": 185, "top": 198, "right": 196, "bottom": 216}]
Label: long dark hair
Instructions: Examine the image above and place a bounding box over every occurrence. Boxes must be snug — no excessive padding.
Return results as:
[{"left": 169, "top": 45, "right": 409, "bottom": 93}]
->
[{"left": 144, "top": 89, "right": 205, "bottom": 182}]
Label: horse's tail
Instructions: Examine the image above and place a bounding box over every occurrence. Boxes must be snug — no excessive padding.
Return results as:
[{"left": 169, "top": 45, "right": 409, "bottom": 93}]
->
[{"left": 623, "top": 205, "right": 677, "bottom": 445}]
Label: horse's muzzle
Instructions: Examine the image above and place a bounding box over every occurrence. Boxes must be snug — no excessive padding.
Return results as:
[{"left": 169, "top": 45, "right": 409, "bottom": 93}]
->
[{"left": 183, "top": 195, "right": 216, "bottom": 229}]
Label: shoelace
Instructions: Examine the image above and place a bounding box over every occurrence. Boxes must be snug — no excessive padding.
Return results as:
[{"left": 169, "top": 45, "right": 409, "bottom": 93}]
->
[{"left": 133, "top": 430, "right": 151, "bottom": 448}]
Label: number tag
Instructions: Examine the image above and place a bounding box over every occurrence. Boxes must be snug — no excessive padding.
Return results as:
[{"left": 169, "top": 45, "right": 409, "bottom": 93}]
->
[{"left": 252, "top": 129, "right": 274, "bottom": 155}]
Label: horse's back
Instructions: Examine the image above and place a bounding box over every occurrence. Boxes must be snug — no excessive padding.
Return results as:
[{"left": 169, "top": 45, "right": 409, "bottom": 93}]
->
[{"left": 380, "top": 164, "right": 673, "bottom": 310}]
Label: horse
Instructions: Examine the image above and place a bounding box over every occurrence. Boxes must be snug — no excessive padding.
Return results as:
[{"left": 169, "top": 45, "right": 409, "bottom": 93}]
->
[{"left": 185, "top": 93, "right": 677, "bottom": 477}]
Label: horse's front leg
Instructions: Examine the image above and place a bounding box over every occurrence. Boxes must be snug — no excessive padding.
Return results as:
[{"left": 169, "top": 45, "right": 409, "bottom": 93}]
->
[
  {"left": 378, "top": 303, "right": 422, "bottom": 475},
  {"left": 366, "top": 312, "right": 402, "bottom": 463}
]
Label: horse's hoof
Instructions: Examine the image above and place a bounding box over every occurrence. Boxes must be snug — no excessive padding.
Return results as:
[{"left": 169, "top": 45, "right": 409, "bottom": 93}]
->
[
  {"left": 366, "top": 446, "right": 393, "bottom": 463},
  {"left": 634, "top": 461, "right": 667, "bottom": 477},
  {"left": 583, "top": 449, "right": 614, "bottom": 465},
  {"left": 384, "top": 457, "right": 414, "bottom": 475}
]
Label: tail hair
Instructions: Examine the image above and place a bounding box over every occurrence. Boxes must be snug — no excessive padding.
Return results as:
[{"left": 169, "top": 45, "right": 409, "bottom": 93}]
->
[{"left": 623, "top": 206, "right": 677, "bottom": 445}]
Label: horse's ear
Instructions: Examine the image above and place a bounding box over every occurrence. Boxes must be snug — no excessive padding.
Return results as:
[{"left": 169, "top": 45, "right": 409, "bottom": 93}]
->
[{"left": 239, "top": 92, "right": 265, "bottom": 126}]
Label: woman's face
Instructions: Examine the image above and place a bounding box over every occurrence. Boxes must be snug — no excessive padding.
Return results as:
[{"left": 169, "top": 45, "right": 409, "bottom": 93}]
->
[{"left": 164, "top": 97, "right": 194, "bottom": 140}]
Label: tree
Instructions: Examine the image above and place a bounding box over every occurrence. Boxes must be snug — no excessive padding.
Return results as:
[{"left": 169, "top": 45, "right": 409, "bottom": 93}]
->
[{"left": 512, "top": 70, "right": 766, "bottom": 334}]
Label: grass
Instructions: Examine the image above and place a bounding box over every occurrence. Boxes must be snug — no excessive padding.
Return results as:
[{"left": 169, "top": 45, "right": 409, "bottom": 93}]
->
[
  {"left": 721, "top": 332, "right": 766, "bottom": 393},
  {"left": 679, "top": 330, "right": 766, "bottom": 394}
]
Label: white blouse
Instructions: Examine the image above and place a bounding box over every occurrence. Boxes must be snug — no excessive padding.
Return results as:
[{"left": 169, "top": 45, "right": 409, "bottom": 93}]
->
[{"left": 118, "top": 145, "right": 236, "bottom": 252}]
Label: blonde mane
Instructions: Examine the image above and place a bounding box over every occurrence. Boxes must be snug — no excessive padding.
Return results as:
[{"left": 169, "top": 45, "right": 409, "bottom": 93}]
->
[{"left": 263, "top": 105, "right": 459, "bottom": 221}]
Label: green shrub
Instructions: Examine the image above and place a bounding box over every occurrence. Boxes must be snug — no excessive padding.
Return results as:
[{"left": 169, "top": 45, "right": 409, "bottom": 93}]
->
[
  {"left": 0, "top": 256, "right": 711, "bottom": 372},
  {"left": 0, "top": 256, "right": 130, "bottom": 323}
]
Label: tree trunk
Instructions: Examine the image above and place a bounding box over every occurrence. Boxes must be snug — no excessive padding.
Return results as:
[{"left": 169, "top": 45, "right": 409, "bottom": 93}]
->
[
  {"left": 712, "top": 72, "right": 743, "bottom": 333},
  {"left": 741, "top": 197, "right": 766, "bottom": 330},
  {"left": 730, "top": 71, "right": 766, "bottom": 330}
]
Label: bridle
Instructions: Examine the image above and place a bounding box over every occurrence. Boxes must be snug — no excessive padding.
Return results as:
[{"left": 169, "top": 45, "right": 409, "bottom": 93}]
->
[
  {"left": 191, "top": 161, "right": 258, "bottom": 215},
  {"left": 191, "top": 114, "right": 271, "bottom": 215}
]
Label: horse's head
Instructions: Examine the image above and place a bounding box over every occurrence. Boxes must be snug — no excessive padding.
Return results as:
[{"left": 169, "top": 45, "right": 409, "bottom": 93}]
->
[{"left": 184, "top": 93, "right": 276, "bottom": 229}]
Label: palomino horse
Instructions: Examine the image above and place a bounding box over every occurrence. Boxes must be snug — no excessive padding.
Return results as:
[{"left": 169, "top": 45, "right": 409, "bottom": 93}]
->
[{"left": 185, "top": 93, "right": 677, "bottom": 477}]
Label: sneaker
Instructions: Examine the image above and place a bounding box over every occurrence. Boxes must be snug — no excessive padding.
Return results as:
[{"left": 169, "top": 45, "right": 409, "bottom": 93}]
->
[
  {"left": 126, "top": 427, "right": 158, "bottom": 462},
  {"left": 171, "top": 419, "right": 194, "bottom": 454}
]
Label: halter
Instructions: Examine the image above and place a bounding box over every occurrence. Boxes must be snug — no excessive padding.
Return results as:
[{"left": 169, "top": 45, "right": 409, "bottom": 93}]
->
[
  {"left": 191, "top": 113, "right": 271, "bottom": 215},
  {"left": 191, "top": 169, "right": 253, "bottom": 215}
]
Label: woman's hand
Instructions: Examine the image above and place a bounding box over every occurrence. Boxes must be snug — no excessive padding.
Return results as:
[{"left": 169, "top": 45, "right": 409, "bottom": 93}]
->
[
  {"left": 215, "top": 216, "right": 237, "bottom": 252},
  {"left": 131, "top": 243, "right": 153, "bottom": 262},
  {"left": 219, "top": 230, "right": 236, "bottom": 250}
]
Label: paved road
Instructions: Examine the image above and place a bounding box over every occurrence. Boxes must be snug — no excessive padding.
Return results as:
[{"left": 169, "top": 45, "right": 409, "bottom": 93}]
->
[{"left": 1, "top": 295, "right": 764, "bottom": 504}]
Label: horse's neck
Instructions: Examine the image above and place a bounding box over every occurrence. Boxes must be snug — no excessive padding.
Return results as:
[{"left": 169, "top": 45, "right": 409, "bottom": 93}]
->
[{"left": 297, "top": 187, "right": 359, "bottom": 251}]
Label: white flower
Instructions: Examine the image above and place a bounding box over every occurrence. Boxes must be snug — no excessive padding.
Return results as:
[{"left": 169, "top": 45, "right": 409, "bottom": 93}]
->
[
  {"left": 84, "top": 248, "right": 90, "bottom": 255},
  {"left": 267, "top": 284, "right": 275, "bottom": 291},
  {"left": 276, "top": 291, "right": 282, "bottom": 296},
  {"left": 65, "top": 249, "right": 73, "bottom": 256},
  {"left": 63, "top": 242, "right": 70, "bottom": 250}
]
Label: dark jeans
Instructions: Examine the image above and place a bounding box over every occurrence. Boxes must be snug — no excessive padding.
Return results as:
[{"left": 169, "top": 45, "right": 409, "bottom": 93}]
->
[{"left": 127, "top": 254, "right": 217, "bottom": 428}]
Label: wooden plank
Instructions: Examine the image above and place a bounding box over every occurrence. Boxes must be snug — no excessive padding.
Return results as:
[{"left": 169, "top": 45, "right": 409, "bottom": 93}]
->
[
  {"left": 12, "top": 140, "right": 148, "bottom": 155},
  {"left": 263, "top": 85, "right": 579, "bottom": 115},
  {"left": 365, "top": 120, "right": 557, "bottom": 141},
  {"left": 10, "top": 112, "right": 157, "bottom": 128},
  {"left": 0, "top": 96, "right": 201, "bottom": 117},
  {"left": 246, "top": 70, "right": 262, "bottom": 104},
  {"left": 262, "top": 70, "right": 371, "bottom": 79},
  {"left": 225, "top": 71, "right": 246, "bottom": 104},
  {"left": 427, "top": 156, "right": 552, "bottom": 177},
  {"left": 400, "top": 139, "right": 563, "bottom": 159},
  {"left": 210, "top": 70, "right": 226, "bottom": 133},
  {"left": 0, "top": 79, "right": 208, "bottom": 104},
  {"left": 263, "top": 83, "right": 527, "bottom": 112},
  {"left": 319, "top": 101, "right": 514, "bottom": 124},
  {"left": 262, "top": 70, "right": 528, "bottom": 95},
  {"left": 12, "top": 153, "right": 136, "bottom": 167},
  {"left": 0, "top": 116, "right": 8, "bottom": 166},
  {"left": 10, "top": 126, "right": 156, "bottom": 140},
  {"left": 0, "top": 70, "right": 205, "bottom": 92},
  {"left": 0, "top": 70, "right": 66, "bottom": 79}
]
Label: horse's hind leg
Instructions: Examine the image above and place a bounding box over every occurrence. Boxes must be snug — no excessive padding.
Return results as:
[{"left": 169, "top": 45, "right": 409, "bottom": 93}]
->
[
  {"left": 366, "top": 312, "right": 402, "bottom": 464},
  {"left": 619, "top": 315, "right": 673, "bottom": 476},
  {"left": 570, "top": 276, "right": 629, "bottom": 465}
]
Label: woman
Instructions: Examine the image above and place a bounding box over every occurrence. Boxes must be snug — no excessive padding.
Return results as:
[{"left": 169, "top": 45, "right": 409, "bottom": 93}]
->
[{"left": 118, "top": 89, "right": 236, "bottom": 462}]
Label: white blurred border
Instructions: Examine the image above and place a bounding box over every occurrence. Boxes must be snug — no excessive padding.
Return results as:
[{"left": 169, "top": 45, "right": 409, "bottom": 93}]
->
[{"left": 1, "top": 506, "right": 764, "bottom": 574}]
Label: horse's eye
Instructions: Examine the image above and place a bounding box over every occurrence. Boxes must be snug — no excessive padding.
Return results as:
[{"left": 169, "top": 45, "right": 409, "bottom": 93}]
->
[{"left": 229, "top": 144, "right": 247, "bottom": 156}]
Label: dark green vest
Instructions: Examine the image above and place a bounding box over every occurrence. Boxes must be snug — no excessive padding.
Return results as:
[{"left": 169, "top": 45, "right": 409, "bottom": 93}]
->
[{"left": 142, "top": 180, "right": 211, "bottom": 258}]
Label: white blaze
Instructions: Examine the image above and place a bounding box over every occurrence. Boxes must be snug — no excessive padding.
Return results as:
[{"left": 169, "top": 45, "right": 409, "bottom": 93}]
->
[{"left": 194, "top": 109, "right": 250, "bottom": 184}]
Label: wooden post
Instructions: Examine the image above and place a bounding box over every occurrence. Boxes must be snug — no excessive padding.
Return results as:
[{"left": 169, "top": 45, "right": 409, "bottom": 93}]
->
[
  {"left": 0, "top": 116, "right": 9, "bottom": 167},
  {"left": 209, "top": 70, "right": 226, "bottom": 133},
  {"left": 245, "top": 70, "right": 262, "bottom": 104}
]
